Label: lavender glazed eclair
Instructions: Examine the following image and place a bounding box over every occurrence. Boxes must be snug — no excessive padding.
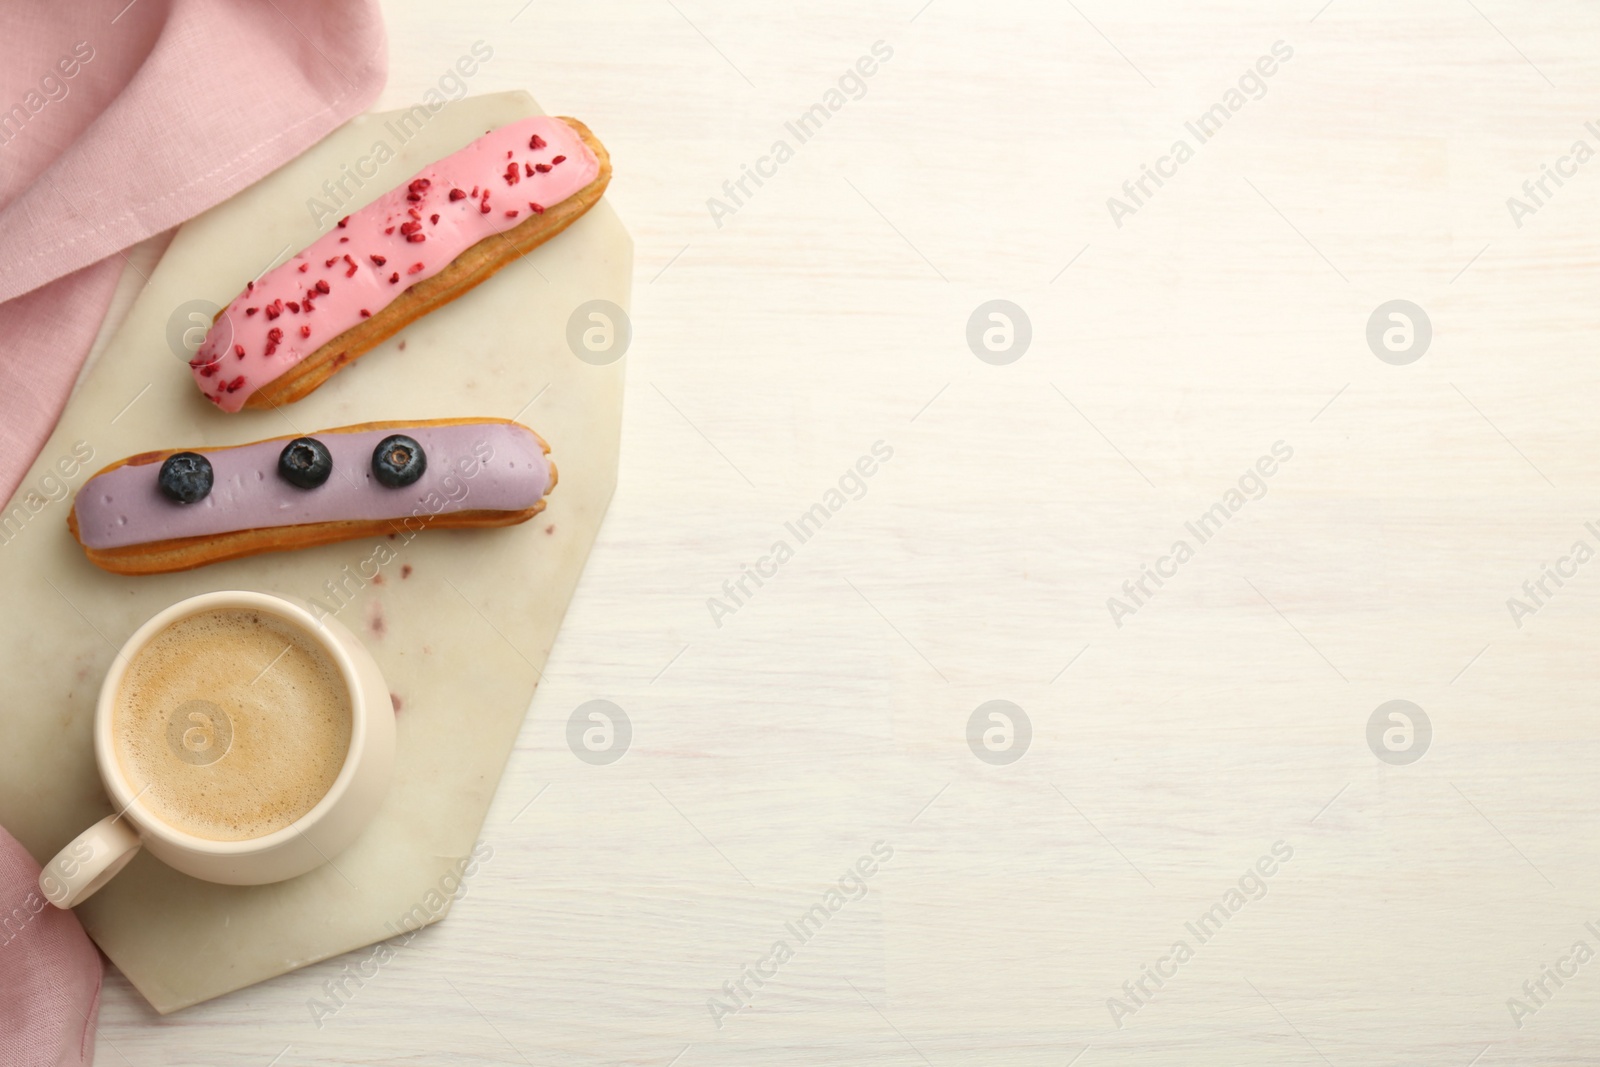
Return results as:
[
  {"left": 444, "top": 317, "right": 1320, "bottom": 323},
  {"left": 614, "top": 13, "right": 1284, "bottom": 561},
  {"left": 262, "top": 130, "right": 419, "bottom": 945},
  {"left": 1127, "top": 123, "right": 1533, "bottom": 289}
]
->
[{"left": 68, "top": 418, "right": 555, "bottom": 575}]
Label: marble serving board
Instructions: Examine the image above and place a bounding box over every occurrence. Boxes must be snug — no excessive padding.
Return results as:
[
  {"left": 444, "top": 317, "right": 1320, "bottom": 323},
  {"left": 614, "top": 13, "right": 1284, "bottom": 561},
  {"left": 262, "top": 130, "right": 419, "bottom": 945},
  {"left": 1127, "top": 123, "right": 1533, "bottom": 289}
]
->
[{"left": 0, "top": 91, "right": 630, "bottom": 1013}]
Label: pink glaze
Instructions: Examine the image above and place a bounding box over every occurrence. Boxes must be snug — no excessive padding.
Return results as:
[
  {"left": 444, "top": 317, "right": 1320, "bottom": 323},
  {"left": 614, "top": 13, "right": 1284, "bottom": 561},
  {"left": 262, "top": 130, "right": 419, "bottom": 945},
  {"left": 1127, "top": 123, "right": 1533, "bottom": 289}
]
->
[
  {"left": 190, "top": 116, "right": 600, "bottom": 412},
  {"left": 72, "top": 422, "right": 552, "bottom": 551}
]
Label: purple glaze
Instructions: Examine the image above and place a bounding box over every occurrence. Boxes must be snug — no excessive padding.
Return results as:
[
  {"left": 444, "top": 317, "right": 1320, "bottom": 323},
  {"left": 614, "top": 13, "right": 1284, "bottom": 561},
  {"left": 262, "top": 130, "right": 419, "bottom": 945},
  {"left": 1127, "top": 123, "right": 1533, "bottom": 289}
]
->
[{"left": 74, "top": 422, "right": 551, "bottom": 550}]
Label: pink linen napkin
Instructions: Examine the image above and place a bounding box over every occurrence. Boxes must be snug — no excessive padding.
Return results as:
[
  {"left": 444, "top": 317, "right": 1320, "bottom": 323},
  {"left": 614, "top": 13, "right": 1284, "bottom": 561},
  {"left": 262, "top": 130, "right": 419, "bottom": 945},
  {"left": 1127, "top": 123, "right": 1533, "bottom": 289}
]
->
[
  {"left": 0, "top": 826, "right": 102, "bottom": 1067},
  {"left": 0, "top": 1, "right": 385, "bottom": 1060},
  {"left": 0, "top": 0, "right": 389, "bottom": 509}
]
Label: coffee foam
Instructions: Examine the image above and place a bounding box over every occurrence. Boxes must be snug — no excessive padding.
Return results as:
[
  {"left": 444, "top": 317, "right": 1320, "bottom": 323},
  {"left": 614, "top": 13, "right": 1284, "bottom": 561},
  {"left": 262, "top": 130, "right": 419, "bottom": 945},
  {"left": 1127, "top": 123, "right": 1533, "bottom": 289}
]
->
[{"left": 113, "top": 608, "right": 352, "bottom": 842}]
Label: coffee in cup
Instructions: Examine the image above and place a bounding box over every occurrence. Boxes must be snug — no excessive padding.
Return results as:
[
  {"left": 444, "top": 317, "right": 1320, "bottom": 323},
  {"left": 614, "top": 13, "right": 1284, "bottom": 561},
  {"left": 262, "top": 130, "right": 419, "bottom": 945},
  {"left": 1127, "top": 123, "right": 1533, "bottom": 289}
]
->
[
  {"left": 111, "top": 607, "right": 353, "bottom": 841},
  {"left": 41, "top": 591, "right": 395, "bottom": 908}
]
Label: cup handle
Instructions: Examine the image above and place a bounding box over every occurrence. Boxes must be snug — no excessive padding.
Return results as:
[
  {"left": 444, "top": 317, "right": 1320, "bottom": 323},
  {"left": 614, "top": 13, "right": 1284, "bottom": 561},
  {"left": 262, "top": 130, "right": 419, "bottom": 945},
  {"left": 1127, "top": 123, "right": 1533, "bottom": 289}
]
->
[{"left": 39, "top": 815, "right": 142, "bottom": 908}]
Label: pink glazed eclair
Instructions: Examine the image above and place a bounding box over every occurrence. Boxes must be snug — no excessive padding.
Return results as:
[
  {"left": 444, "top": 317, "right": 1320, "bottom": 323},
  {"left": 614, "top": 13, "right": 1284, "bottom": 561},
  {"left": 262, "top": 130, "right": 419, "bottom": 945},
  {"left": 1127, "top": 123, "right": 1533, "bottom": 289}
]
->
[
  {"left": 67, "top": 419, "right": 556, "bottom": 575},
  {"left": 189, "top": 117, "right": 610, "bottom": 412}
]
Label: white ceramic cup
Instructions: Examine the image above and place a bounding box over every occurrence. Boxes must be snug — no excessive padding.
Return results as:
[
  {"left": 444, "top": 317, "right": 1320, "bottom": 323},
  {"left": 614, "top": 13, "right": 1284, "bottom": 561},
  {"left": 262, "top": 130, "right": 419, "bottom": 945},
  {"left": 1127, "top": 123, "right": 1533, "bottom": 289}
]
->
[{"left": 40, "top": 591, "right": 395, "bottom": 908}]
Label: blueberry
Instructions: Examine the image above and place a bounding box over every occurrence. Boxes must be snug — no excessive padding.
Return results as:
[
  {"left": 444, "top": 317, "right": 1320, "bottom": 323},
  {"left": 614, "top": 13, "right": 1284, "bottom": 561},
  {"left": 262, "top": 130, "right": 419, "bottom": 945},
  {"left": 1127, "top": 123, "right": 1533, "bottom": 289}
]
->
[
  {"left": 158, "top": 452, "right": 213, "bottom": 504},
  {"left": 371, "top": 434, "right": 426, "bottom": 487},
  {"left": 278, "top": 437, "right": 333, "bottom": 489}
]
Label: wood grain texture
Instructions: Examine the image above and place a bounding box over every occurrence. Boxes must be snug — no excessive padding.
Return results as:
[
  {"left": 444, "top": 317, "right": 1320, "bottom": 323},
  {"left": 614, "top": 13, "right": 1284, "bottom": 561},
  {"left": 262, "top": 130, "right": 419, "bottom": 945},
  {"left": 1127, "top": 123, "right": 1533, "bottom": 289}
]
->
[{"left": 81, "top": 0, "right": 1600, "bottom": 1063}]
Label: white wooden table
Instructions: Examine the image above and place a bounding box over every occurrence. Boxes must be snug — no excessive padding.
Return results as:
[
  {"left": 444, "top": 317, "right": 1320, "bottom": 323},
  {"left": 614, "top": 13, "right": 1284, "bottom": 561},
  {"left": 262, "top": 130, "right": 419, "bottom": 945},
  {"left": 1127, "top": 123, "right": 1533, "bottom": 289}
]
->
[{"left": 86, "top": 0, "right": 1600, "bottom": 1063}]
